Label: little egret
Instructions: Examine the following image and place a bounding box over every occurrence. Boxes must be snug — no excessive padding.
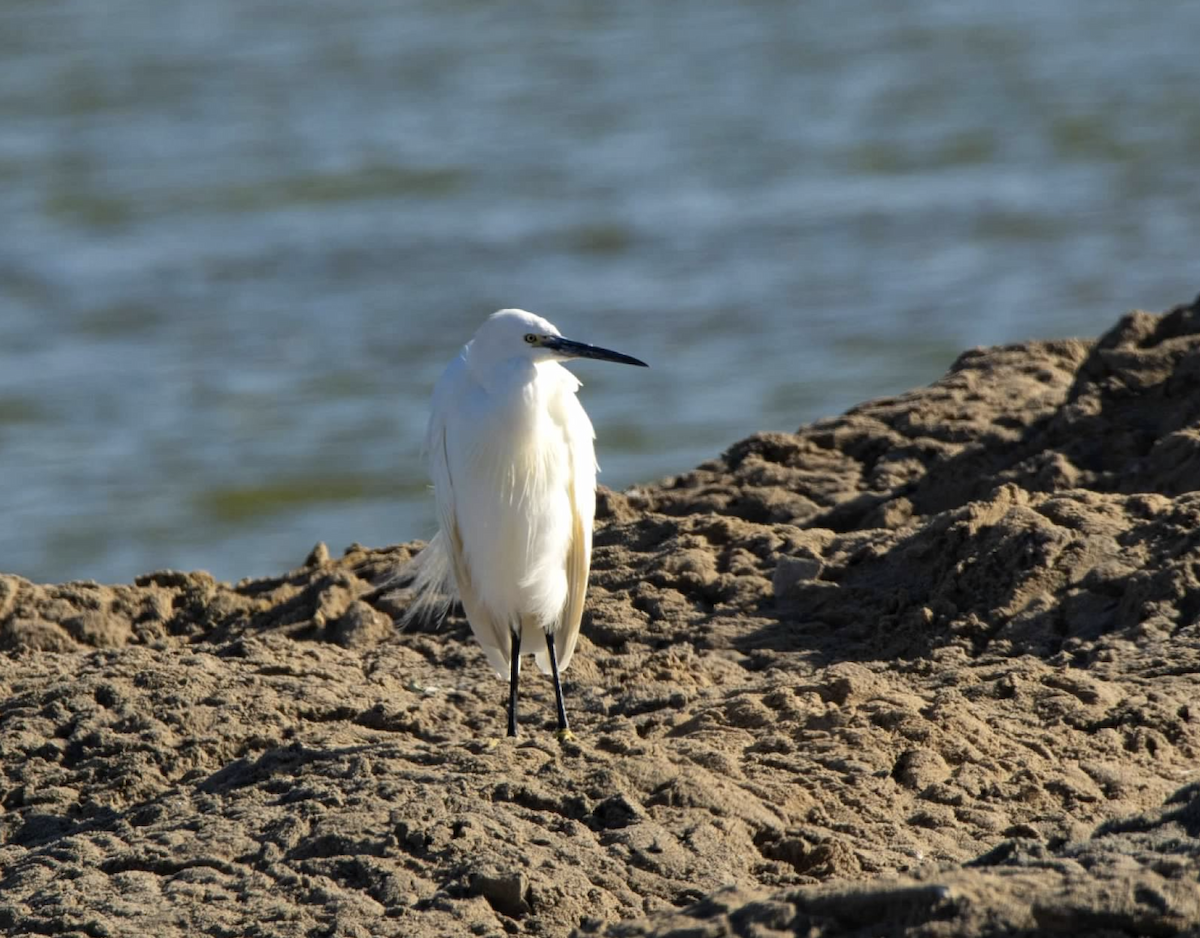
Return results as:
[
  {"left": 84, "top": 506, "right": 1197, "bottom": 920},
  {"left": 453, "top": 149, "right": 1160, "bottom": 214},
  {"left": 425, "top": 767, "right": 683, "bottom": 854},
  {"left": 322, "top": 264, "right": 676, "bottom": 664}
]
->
[{"left": 405, "top": 309, "right": 647, "bottom": 738}]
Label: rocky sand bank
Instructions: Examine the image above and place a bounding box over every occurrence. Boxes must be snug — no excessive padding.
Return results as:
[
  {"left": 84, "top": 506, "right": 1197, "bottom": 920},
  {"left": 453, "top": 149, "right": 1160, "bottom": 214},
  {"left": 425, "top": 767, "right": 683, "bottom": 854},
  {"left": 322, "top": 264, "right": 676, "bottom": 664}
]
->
[{"left": 2, "top": 300, "right": 1200, "bottom": 937}]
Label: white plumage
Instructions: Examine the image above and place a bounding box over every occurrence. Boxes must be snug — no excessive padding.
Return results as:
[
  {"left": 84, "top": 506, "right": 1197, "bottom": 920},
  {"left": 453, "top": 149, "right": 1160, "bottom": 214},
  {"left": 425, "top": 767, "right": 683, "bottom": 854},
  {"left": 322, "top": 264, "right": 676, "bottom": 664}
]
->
[{"left": 405, "top": 309, "right": 647, "bottom": 736}]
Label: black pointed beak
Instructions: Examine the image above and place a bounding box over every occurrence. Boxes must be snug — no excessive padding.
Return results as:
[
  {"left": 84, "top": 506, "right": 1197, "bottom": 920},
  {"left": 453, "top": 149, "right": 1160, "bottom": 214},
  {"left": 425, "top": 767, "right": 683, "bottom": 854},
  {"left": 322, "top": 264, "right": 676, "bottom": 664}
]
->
[{"left": 543, "top": 335, "right": 648, "bottom": 367}]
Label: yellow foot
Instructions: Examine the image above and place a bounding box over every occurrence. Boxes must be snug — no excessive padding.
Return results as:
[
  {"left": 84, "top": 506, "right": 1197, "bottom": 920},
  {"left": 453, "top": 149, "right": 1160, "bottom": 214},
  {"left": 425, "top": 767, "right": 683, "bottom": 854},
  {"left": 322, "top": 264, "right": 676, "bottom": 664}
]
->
[{"left": 556, "top": 728, "right": 576, "bottom": 743}]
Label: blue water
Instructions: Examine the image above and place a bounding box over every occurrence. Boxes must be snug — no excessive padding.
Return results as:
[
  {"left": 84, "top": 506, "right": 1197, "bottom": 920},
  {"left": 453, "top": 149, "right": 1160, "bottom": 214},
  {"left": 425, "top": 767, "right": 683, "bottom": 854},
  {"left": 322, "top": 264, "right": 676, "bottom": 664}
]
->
[{"left": 2, "top": 1, "right": 1198, "bottom": 584}]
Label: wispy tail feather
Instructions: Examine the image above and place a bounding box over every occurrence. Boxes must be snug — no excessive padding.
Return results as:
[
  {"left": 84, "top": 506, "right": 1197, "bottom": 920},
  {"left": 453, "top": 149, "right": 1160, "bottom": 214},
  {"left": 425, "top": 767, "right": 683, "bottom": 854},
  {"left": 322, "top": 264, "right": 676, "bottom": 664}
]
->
[{"left": 398, "top": 531, "right": 459, "bottom": 628}]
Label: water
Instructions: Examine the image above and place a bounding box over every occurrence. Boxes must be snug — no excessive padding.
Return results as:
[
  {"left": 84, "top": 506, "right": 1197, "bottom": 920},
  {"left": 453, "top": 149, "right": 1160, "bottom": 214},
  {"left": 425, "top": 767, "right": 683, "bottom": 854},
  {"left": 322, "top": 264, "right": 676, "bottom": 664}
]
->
[{"left": 2, "top": 0, "right": 1198, "bottom": 584}]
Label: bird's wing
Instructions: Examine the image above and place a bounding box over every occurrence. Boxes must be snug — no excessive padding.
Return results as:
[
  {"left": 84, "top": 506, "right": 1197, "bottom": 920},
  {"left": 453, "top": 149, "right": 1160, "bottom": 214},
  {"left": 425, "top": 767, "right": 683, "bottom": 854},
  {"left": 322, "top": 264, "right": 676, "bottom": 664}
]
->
[
  {"left": 431, "top": 410, "right": 516, "bottom": 678},
  {"left": 551, "top": 393, "right": 597, "bottom": 673}
]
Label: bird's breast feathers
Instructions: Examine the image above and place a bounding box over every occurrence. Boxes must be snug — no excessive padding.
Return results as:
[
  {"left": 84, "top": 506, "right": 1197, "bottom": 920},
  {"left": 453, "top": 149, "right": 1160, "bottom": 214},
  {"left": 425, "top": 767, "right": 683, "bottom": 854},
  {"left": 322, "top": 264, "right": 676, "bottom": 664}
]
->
[{"left": 436, "top": 364, "right": 595, "bottom": 628}]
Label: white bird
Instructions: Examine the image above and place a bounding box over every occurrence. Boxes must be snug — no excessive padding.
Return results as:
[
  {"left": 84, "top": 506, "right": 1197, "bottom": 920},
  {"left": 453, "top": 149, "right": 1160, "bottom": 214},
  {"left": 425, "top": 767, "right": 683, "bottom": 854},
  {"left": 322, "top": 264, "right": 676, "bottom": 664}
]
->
[{"left": 405, "top": 309, "right": 647, "bottom": 737}]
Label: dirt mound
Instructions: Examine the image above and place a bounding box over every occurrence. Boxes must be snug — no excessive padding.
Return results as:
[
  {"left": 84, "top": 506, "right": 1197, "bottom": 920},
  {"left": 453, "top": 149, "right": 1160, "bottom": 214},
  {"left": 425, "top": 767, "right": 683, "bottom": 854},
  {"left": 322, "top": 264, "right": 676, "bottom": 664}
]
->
[{"left": 2, "top": 298, "right": 1200, "bottom": 937}]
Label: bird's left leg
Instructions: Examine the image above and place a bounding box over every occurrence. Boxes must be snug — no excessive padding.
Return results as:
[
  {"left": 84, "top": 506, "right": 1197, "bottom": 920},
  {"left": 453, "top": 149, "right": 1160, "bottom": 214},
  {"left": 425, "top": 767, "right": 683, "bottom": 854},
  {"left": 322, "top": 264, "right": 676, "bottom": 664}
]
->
[
  {"left": 545, "top": 630, "right": 572, "bottom": 740},
  {"left": 507, "top": 627, "right": 521, "bottom": 738}
]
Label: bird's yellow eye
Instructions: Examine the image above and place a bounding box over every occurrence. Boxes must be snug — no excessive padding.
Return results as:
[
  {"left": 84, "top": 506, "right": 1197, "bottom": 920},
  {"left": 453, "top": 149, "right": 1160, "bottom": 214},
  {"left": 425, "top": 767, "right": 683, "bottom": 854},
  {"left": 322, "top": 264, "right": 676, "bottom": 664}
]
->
[{"left": 524, "top": 333, "right": 539, "bottom": 344}]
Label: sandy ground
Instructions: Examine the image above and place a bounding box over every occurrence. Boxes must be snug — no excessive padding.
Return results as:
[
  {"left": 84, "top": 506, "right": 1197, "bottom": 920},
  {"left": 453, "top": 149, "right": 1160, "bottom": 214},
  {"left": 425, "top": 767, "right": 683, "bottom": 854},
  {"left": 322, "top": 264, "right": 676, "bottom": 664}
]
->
[{"left": 3, "top": 299, "right": 1200, "bottom": 937}]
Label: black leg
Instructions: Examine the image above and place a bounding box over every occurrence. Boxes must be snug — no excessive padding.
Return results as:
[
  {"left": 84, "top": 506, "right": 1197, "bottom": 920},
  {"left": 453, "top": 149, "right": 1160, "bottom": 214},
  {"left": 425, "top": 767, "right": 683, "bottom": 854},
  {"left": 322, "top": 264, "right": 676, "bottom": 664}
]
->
[
  {"left": 507, "top": 629, "right": 521, "bottom": 738},
  {"left": 545, "top": 630, "right": 570, "bottom": 737}
]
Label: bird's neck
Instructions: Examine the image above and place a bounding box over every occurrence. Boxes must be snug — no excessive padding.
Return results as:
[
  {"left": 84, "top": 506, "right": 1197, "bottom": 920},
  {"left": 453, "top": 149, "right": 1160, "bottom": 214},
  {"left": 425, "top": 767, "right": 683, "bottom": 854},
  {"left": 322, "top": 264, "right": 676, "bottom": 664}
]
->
[
  {"left": 468, "top": 355, "right": 565, "bottom": 398},
  {"left": 467, "top": 354, "right": 531, "bottom": 394}
]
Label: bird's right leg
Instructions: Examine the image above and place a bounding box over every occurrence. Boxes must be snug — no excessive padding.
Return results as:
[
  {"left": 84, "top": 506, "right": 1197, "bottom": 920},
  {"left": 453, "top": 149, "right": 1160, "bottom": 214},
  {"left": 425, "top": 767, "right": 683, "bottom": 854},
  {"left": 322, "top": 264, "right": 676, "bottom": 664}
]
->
[
  {"left": 545, "top": 630, "right": 572, "bottom": 741},
  {"left": 506, "top": 627, "right": 521, "bottom": 738}
]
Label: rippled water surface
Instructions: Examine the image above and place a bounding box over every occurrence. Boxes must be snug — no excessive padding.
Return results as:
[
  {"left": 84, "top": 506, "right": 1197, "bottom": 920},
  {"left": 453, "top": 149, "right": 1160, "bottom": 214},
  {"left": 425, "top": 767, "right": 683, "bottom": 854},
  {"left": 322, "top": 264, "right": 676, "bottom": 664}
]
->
[{"left": 2, "top": 1, "right": 1198, "bottom": 583}]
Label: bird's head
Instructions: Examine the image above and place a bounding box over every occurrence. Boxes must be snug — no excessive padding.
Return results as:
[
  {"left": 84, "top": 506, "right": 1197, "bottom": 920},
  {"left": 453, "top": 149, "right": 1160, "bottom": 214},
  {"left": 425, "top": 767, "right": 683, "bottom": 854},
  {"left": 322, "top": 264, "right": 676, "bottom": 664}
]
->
[{"left": 468, "top": 309, "right": 648, "bottom": 372}]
